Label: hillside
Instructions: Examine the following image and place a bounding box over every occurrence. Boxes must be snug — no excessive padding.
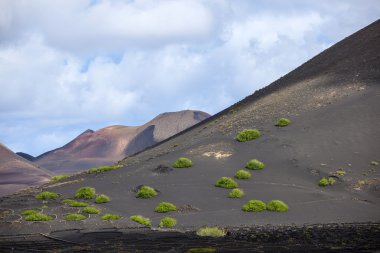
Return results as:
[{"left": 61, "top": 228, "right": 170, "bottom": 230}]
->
[
  {"left": 0, "top": 20, "right": 379, "bottom": 251},
  {"left": 34, "top": 110, "right": 209, "bottom": 173}
]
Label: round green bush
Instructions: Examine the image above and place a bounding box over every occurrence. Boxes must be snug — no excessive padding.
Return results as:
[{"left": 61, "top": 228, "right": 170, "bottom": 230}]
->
[
  {"left": 236, "top": 129, "right": 261, "bottom": 142},
  {"left": 266, "top": 200, "right": 289, "bottom": 212},
  {"left": 136, "top": 186, "right": 158, "bottom": 199},
  {"left": 95, "top": 194, "right": 110, "bottom": 204},
  {"left": 215, "top": 177, "right": 238, "bottom": 189},
  {"left": 159, "top": 217, "right": 177, "bottom": 228},
  {"left": 24, "top": 213, "right": 53, "bottom": 221},
  {"left": 246, "top": 159, "right": 265, "bottom": 170},
  {"left": 22, "top": 209, "right": 40, "bottom": 216},
  {"left": 35, "top": 191, "right": 59, "bottom": 200},
  {"left": 101, "top": 213, "right": 120, "bottom": 220},
  {"left": 83, "top": 207, "right": 100, "bottom": 214},
  {"left": 242, "top": 200, "right": 266, "bottom": 212},
  {"left": 64, "top": 213, "right": 86, "bottom": 221},
  {"left": 275, "top": 118, "right": 291, "bottom": 127},
  {"left": 235, "top": 170, "right": 251, "bottom": 179},
  {"left": 155, "top": 202, "right": 177, "bottom": 213},
  {"left": 228, "top": 188, "right": 244, "bottom": 198},
  {"left": 75, "top": 187, "right": 96, "bottom": 199},
  {"left": 173, "top": 157, "right": 193, "bottom": 168},
  {"left": 196, "top": 227, "right": 226, "bottom": 237},
  {"left": 69, "top": 201, "right": 88, "bottom": 207},
  {"left": 130, "top": 215, "right": 151, "bottom": 226}
]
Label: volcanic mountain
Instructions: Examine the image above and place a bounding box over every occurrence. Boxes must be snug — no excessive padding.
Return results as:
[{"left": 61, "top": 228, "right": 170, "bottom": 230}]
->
[
  {"left": 0, "top": 21, "right": 379, "bottom": 251},
  {"left": 0, "top": 144, "right": 51, "bottom": 197},
  {"left": 34, "top": 110, "right": 209, "bottom": 173}
]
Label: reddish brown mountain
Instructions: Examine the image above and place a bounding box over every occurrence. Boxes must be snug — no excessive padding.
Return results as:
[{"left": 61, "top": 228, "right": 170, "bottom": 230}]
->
[
  {"left": 34, "top": 110, "right": 209, "bottom": 173},
  {"left": 0, "top": 144, "right": 51, "bottom": 197}
]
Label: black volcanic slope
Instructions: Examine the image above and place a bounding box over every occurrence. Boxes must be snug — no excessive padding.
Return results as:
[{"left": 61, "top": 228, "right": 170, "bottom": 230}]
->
[{"left": 0, "top": 21, "right": 379, "bottom": 251}]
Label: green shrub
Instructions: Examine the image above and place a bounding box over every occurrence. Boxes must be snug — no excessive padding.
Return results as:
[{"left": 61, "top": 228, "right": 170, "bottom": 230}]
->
[
  {"left": 246, "top": 159, "right": 265, "bottom": 170},
  {"left": 235, "top": 170, "right": 251, "bottom": 179},
  {"left": 155, "top": 202, "right": 177, "bottom": 213},
  {"left": 25, "top": 213, "right": 53, "bottom": 221},
  {"left": 275, "top": 118, "right": 291, "bottom": 127},
  {"left": 266, "top": 200, "right": 289, "bottom": 212},
  {"left": 196, "top": 227, "right": 226, "bottom": 237},
  {"left": 101, "top": 213, "right": 120, "bottom": 220},
  {"left": 159, "top": 217, "right": 177, "bottom": 228},
  {"left": 173, "top": 157, "right": 193, "bottom": 168},
  {"left": 136, "top": 186, "right": 158, "bottom": 199},
  {"left": 335, "top": 169, "right": 346, "bottom": 176},
  {"left": 69, "top": 201, "right": 88, "bottom": 207},
  {"left": 95, "top": 194, "right": 110, "bottom": 204},
  {"left": 236, "top": 129, "right": 261, "bottom": 142},
  {"left": 83, "top": 207, "right": 100, "bottom": 214},
  {"left": 187, "top": 248, "right": 216, "bottom": 253},
  {"left": 62, "top": 199, "right": 75, "bottom": 205},
  {"left": 130, "top": 215, "right": 151, "bottom": 227},
  {"left": 328, "top": 177, "right": 336, "bottom": 185},
  {"left": 87, "top": 165, "right": 123, "bottom": 174},
  {"left": 215, "top": 177, "right": 238, "bottom": 189},
  {"left": 35, "top": 191, "right": 59, "bottom": 200},
  {"left": 371, "top": 161, "right": 379, "bottom": 166},
  {"left": 50, "top": 175, "right": 68, "bottom": 182},
  {"left": 242, "top": 200, "right": 266, "bottom": 212},
  {"left": 228, "top": 188, "right": 244, "bottom": 198},
  {"left": 319, "top": 177, "right": 335, "bottom": 187},
  {"left": 64, "top": 213, "right": 86, "bottom": 221},
  {"left": 22, "top": 209, "right": 40, "bottom": 216},
  {"left": 42, "top": 205, "right": 48, "bottom": 209},
  {"left": 75, "top": 187, "right": 96, "bottom": 199}
]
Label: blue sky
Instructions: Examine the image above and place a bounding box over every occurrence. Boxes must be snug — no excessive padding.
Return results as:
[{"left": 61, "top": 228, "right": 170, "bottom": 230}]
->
[{"left": 0, "top": 0, "right": 379, "bottom": 156}]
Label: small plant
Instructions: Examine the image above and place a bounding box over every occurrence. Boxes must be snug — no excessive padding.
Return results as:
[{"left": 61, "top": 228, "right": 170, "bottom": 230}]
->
[
  {"left": 275, "top": 118, "right": 291, "bottom": 127},
  {"left": 64, "top": 213, "right": 86, "bottom": 221},
  {"left": 75, "top": 187, "right": 96, "bottom": 199},
  {"left": 130, "top": 215, "right": 151, "bottom": 226},
  {"left": 266, "top": 200, "right": 289, "bottom": 212},
  {"left": 83, "top": 206, "right": 100, "bottom": 214},
  {"left": 328, "top": 177, "right": 336, "bottom": 185},
  {"left": 87, "top": 165, "right": 123, "bottom": 173},
  {"left": 215, "top": 177, "right": 238, "bottom": 189},
  {"left": 69, "top": 201, "right": 88, "bottom": 207},
  {"left": 25, "top": 213, "right": 53, "bottom": 221},
  {"left": 42, "top": 205, "right": 48, "bottom": 209},
  {"left": 236, "top": 129, "right": 261, "bottom": 142},
  {"left": 136, "top": 186, "right": 158, "bottom": 199},
  {"left": 35, "top": 191, "right": 59, "bottom": 200},
  {"left": 242, "top": 200, "right": 266, "bottom": 212},
  {"left": 187, "top": 248, "right": 216, "bottom": 253},
  {"left": 62, "top": 199, "right": 75, "bottom": 205},
  {"left": 228, "top": 188, "right": 244, "bottom": 198},
  {"left": 319, "top": 177, "right": 335, "bottom": 187},
  {"left": 159, "top": 217, "right": 177, "bottom": 228},
  {"left": 50, "top": 175, "right": 68, "bottom": 182},
  {"left": 246, "top": 159, "right": 265, "bottom": 170},
  {"left": 235, "top": 170, "right": 251, "bottom": 179},
  {"left": 173, "top": 157, "right": 193, "bottom": 168},
  {"left": 95, "top": 194, "right": 110, "bottom": 204},
  {"left": 335, "top": 169, "right": 346, "bottom": 176},
  {"left": 196, "top": 227, "right": 226, "bottom": 237},
  {"left": 22, "top": 210, "right": 40, "bottom": 216},
  {"left": 101, "top": 213, "right": 120, "bottom": 220},
  {"left": 371, "top": 161, "right": 379, "bottom": 166},
  {"left": 155, "top": 202, "right": 177, "bottom": 213}
]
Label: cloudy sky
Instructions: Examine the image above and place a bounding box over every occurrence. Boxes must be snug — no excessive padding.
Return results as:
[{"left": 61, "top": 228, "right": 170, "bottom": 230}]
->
[{"left": 0, "top": 0, "right": 379, "bottom": 156}]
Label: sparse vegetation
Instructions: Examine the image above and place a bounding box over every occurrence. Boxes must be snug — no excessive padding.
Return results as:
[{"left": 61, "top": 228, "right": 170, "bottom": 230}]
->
[
  {"left": 196, "top": 227, "right": 226, "bottom": 237},
  {"left": 236, "top": 129, "right": 261, "bottom": 142},
  {"left": 50, "top": 175, "right": 68, "bottom": 182},
  {"left": 173, "top": 157, "right": 193, "bottom": 168},
  {"left": 22, "top": 210, "right": 40, "bottom": 216},
  {"left": 101, "top": 213, "right": 120, "bottom": 220},
  {"left": 215, "top": 177, "right": 238, "bottom": 189},
  {"left": 371, "top": 161, "right": 379, "bottom": 166},
  {"left": 328, "top": 177, "right": 336, "bottom": 185},
  {"left": 83, "top": 206, "right": 100, "bottom": 214},
  {"left": 155, "top": 202, "right": 177, "bottom": 213},
  {"left": 62, "top": 199, "right": 75, "bottom": 205},
  {"left": 75, "top": 187, "right": 96, "bottom": 199},
  {"left": 319, "top": 177, "right": 335, "bottom": 187},
  {"left": 130, "top": 215, "right": 151, "bottom": 226},
  {"left": 69, "top": 201, "right": 88, "bottom": 207},
  {"left": 87, "top": 165, "right": 123, "bottom": 173},
  {"left": 246, "top": 159, "right": 265, "bottom": 170},
  {"left": 228, "top": 188, "right": 244, "bottom": 198},
  {"left": 242, "top": 200, "right": 266, "bottom": 212},
  {"left": 136, "top": 186, "right": 158, "bottom": 199},
  {"left": 95, "top": 194, "right": 110, "bottom": 204},
  {"left": 266, "top": 200, "right": 289, "bottom": 212},
  {"left": 64, "top": 213, "right": 86, "bottom": 221},
  {"left": 35, "top": 191, "right": 59, "bottom": 200},
  {"left": 275, "top": 118, "right": 291, "bottom": 127},
  {"left": 25, "top": 213, "right": 53, "bottom": 221},
  {"left": 159, "top": 217, "right": 177, "bottom": 228},
  {"left": 235, "top": 170, "right": 251, "bottom": 179},
  {"left": 42, "top": 205, "right": 48, "bottom": 209},
  {"left": 335, "top": 169, "right": 346, "bottom": 176},
  {"left": 187, "top": 248, "right": 216, "bottom": 253}
]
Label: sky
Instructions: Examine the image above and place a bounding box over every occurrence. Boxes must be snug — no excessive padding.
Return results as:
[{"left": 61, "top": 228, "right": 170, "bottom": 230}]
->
[{"left": 0, "top": 0, "right": 379, "bottom": 156}]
